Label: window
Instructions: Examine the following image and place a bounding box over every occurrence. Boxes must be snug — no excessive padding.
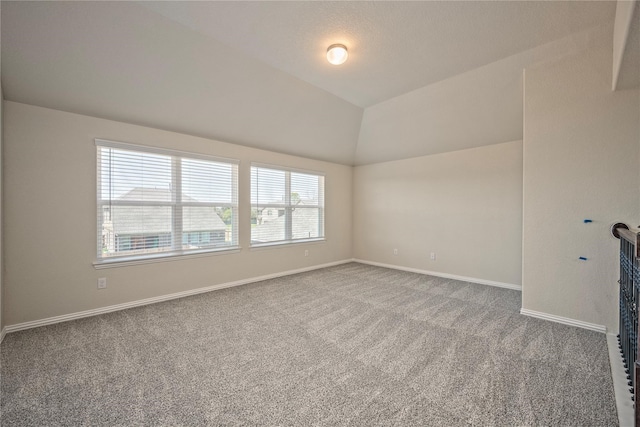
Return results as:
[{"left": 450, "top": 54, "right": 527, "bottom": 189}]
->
[
  {"left": 96, "top": 139, "right": 238, "bottom": 263},
  {"left": 251, "top": 164, "right": 324, "bottom": 246}
]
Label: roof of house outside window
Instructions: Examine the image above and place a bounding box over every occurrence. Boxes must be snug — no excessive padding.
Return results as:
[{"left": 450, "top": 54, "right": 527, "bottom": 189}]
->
[
  {"left": 108, "top": 188, "right": 227, "bottom": 235},
  {"left": 251, "top": 206, "right": 321, "bottom": 243}
]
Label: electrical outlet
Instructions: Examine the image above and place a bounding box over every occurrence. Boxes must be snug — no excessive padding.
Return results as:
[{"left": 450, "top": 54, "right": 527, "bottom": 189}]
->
[
  {"left": 393, "top": 248, "right": 398, "bottom": 256},
  {"left": 304, "top": 250, "right": 309, "bottom": 257},
  {"left": 97, "top": 277, "right": 107, "bottom": 290},
  {"left": 430, "top": 252, "right": 436, "bottom": 261}
]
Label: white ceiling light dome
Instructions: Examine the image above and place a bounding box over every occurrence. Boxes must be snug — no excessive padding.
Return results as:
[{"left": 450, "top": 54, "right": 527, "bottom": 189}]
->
[{"left": 326, "top": 44, "right": 348, "bottom": 65}]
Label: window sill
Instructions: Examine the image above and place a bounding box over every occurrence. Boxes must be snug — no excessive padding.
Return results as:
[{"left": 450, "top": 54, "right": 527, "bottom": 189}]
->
[
  {"left": 93, "top": 246, "right": 241, "bottom": 269},
  {"left": 250, "top": 238, "right": 325, "bottom": 251}
]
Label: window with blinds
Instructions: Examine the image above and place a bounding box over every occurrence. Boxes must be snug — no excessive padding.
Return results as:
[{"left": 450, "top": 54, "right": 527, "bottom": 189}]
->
[
  {"left": 96, "top": 139, "right": 239, "bottom": 263},
  {"left": 251, "top": 164, "right": 325, "bottom": 246}
]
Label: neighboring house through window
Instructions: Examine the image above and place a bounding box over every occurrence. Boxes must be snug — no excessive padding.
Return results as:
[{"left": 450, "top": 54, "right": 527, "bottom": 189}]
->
[
  {"left": 250, "top": 164, "right": 324, "bottom": 246},
  {"left": 96, "top": 139, "right": 239, "bottom": 263}
]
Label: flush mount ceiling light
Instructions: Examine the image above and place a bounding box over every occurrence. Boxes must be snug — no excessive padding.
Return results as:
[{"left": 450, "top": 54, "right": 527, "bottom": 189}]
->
[{"left": 326, "top": 44, "right": 348, "bottom": 65}]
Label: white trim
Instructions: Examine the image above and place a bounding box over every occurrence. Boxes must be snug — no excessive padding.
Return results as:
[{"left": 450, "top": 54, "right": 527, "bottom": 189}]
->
[
  {"left": 353, "top": 258, "right": 522, "bottom": 291},
  {"left": 0, "top": 327, "right": 6, "bottom": 344},
  {"left": 4, "top": 259, "right": 353, "bottom": 334},
  {"left": 94, "top": 248, "right": 241, "bottom": 269},
  {"left": 250, "top": 238, "right": 325, "bottom": 250},
  {"left": 606, "top": 333, "right": 634, "bottom": 427},
  {"left": 519, "top": 308, "right": 606, "bottom": 333}
]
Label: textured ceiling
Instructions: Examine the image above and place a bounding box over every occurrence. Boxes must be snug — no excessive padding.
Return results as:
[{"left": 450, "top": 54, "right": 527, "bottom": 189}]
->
[
  {"left": 0, "top": 1, "right": 363, "bottom": 165},
  {"left": 141, "top": 1, "right": 615, "bottom": 108},
  {"left": 0, "top": 1, "right": 623, "bottom": 165}
]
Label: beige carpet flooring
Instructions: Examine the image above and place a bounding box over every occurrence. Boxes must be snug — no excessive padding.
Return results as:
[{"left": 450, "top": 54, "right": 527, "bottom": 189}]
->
[{"left": 1, "top": 262, "right": 618, "bottom": 426}]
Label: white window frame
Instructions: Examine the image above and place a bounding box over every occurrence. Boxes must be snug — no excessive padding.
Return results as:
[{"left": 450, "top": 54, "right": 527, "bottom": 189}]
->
[
  {"left": 95, "top": 139, "right": 239, "bottom": 268},
  {"left": 250, "top": 163, "right": 325, "bottom": 248}
]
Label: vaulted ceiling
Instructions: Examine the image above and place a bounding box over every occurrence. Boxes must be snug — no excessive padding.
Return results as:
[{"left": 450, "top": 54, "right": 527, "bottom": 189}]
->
[{"left": 1, "top": 1, "right": 633, "bottom": 165}]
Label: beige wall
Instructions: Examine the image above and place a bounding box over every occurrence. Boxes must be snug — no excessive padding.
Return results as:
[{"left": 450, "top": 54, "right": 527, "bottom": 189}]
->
[
  {"left": 353, "top": 140, "right": 523, "bottom": 286},
  {"left": 523, "top": 37, "right": 640, "bottom": 331},
  {"left": 3, "top": 102, "right": 353, "bottom": 326},
  {"left": 3, "top": 28, "right": 638, "bottom": 333}
]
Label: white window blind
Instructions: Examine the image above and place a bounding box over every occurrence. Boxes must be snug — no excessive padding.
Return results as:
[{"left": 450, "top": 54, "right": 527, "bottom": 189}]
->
[
  {"left": 96, "top": 139, "right": 239, "bottom": 263},
  {"left": 251, "top": 164, "right": 324, "bottom": 246}
]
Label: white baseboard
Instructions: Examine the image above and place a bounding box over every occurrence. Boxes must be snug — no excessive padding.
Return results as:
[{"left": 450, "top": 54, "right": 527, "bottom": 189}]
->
[
  {"left": 0, "top": 327, "right": 6, "bottom": 344},
  {"left": 606, "top": 333, "right": 634, "bottom": 427},
  {"left": 519, "top": 308, "right": 606, "bottom": 333},
  {"left": 353, "top": 258, "right": 521, "bottom": 291},
  {"left": 4, "top": 259, "right": 353, "bottom": 334}
]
